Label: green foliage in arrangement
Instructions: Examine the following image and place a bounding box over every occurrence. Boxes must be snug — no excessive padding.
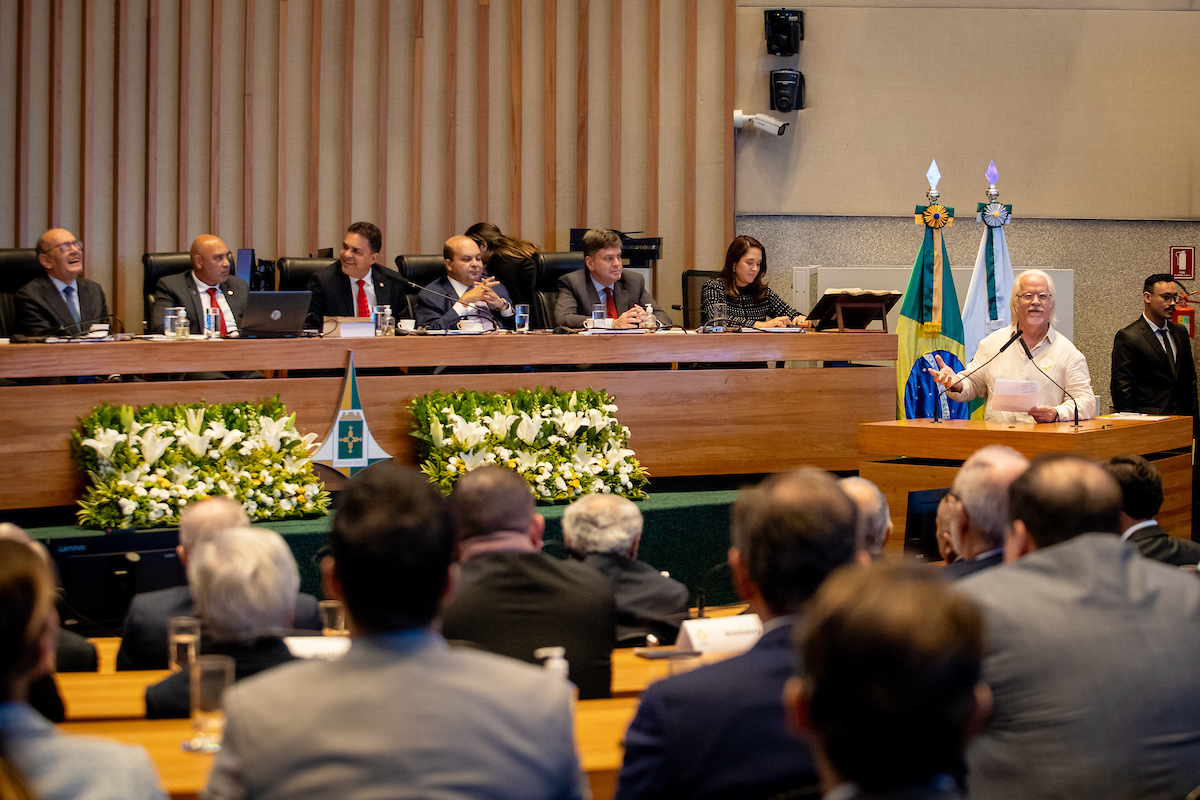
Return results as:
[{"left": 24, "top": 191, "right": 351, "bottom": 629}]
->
[
  {"left": 72, "top": 397, "right": 330, "bottom": 529},
  {"left": 410, "top": 387, "right": 649, "bottom": 502}
]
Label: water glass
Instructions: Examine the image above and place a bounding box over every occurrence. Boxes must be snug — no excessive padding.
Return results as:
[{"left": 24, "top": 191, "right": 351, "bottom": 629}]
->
[
  {"left": 514, "top": 304, "right": 530, "bottom": 332},
  {"left": 709, "top": 302, "right": 727, "bottom": 331},
  {"left": 163, "top": 308, "right": 179, "bottom": 337},
  {"left": 203, "top": 308, "right": 222, "bottom": 338},
  {"left": 591, "top": 304, "right": 608, "bottom": 325},
  {"left": 168, "top": 616, "right": 200, "bottom": 673},
  {"left": 183, "top": 655, "right": 234, "bottom": 753},
  {"left": 320, "top": 599, "right": 347, "bottom": 636}
]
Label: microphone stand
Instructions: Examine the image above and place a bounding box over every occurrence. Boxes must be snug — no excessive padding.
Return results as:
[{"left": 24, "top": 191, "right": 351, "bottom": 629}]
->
[
  {"left": 398, "top": 274, "right": 501, "bottom": 329},
  {"left": 1019, "top": 338, "right": 1080, "bottom": 428},
  {"left": 930, "top": 328, "right": 1024, "bottom": 424}
]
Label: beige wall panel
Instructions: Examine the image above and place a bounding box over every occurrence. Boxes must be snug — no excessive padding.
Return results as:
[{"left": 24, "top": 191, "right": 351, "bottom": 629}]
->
[
  {"left": 619, "top": 0, "right": 647, "bottom": 234},
  {"left": 486, "top": 0, "right": 513, "bottom": 240},
  {"left": 86, "top": 0, "right": 117, "bottom": 298},
  {"left": 689, "top": 0, "right": 725, "bottom": 302},
  {"left": 418, "top": 0, "right": 448, "bottom": 251},
  {"left": 583, "top": 0, "right": 612, "bottom": 227},
  {"left": 734, "top": 7, "right": 1200, "bottom": 220},
  {"left": 315, "top": 2, "right": 344, "bottom": 250},
  {"left": 384, "top": 0, "right": 415, "bottom": 258},
  {"left": 150, "top": 0, "right": 180, "bottom": 251},
  {"left": 454, "top": 0, "right": 480, "bottom": 234},
  {"left": 181, "top": 0, "right": 213, "bottom": 244},
  {"left": 278, "top": 3, "right": 311, "bottom": 257},
  {"left": 56, "top": 0, "right": 85, "bottom": 235},
  {"left": 0, "top": 0, "right": 16, "bottom": 245},
  {"left": 349, "top": 0, "right": 381, "bottom": 229},
  {"left": 18, "top": 0, "right": 52, "bottom": 246},
  {"left": 518, "top": 0, "right": 545, "bottom": 247},
  {"left": 114, "top": 0, "right": 149, "bottom": 328},
  {"left": 215, "top": 0, "right": 246, "bottom": 244},
  {"left": 554, "top": 0, "right": 578, "bottom": 245},
  {"left": 655, "top": 0, "right": 687, "bottom": 296},
  {"left": 247, "top": 0, "right": 280, "bottom": 253}
]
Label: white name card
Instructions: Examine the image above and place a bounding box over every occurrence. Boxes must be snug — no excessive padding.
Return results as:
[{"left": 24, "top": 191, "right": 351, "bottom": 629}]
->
[
  {"left": 284, "top": 636, "right": 352, "bottom": 660},
  {"left": 675, "top": 614, "right": 762, "bottom": 654}
]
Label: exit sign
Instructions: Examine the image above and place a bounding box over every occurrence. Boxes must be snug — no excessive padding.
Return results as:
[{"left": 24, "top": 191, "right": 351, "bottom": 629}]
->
[{"left": 1171, "top": 246, "right": 1195, "bottom": 280}]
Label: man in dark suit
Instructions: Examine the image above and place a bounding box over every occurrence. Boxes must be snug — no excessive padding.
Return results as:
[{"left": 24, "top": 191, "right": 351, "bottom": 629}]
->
[
  {"left": 416, "top": 235, "right": 515, "bottom": 330},
  {"left": 562, "top": 493, "right": 689, "bottom": 646},
  {"left": 304, "top": 221, "right": 409, "bottom": 330},
  {"left": 554, "top": 228, "right": 672, "bottom": 329},
  {"left": 16, "top": 228, "right": 109, "bottom": 337},
  {"left": 939, "top": 445, "right": 1029, "bottom": 580},
  {"left": 1111, "top": 273, "right": 1198, "bottom": 418},
  {"left": 117, "top": 497, "right": 320, "bottom": 670},
  {"left": 440, "top": 466, "right": 616, "bottom": 699},
  {"left": 149, "top": 234, "right": 248, "bottom": 335},
  {"left": 1102, "top": 453, "right": 1200, "bottom": 566},
  {"left": 145, "top": 526, "right": 298, "bottom": 718},
  {"left": 616, "top": 467, "right": 859, "bottom": 800}
]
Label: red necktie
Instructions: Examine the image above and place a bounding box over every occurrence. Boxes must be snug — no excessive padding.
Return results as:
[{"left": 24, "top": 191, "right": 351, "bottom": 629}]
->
[
  {"left": 356, "top": 279, "right": 369, "bottom": 317},
  {"left": 205, "top": 288, "right": 228, "bottom": 336},
  {"left": 604, "top": 287, "right": 618, "bottom": 320}
]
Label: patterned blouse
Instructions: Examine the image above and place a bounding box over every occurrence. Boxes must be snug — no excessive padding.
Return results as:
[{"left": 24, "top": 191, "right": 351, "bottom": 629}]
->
[{"left": 700, "top": 278, "right": 800, "bottom": 328}]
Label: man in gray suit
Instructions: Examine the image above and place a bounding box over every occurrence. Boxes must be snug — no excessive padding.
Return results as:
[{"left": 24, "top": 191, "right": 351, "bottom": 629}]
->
[
  {"left": 554, "top": 228, "right": 671, "bottom": 329},
  {"left": 16, "top": 228, "right": 109, "bottom": 337},
  {"left": 958, "top": 454, "right": 1200, "bottom": 800},
  {"left": 149, "top": 234, "right": 248, "bottom": 335},
  {"left": 203, "top": 462, "right": 584, "bottom": 800}
]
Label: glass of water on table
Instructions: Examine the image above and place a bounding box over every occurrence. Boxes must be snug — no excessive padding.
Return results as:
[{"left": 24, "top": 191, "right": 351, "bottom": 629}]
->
[
  {"left": 168, "top": 616, "right": 200, "bottom": 673},
  {"left": 183, "top": 654, "right": 234, "bottom": 753}
]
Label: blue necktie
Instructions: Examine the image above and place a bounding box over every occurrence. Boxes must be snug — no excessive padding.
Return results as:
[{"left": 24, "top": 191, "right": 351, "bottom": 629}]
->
[{"left": 63, "top": 285, "right": 81, "bottom": 324}]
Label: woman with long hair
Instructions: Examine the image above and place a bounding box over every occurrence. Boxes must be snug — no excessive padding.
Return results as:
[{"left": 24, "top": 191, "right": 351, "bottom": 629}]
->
[
  {"left": 701, "top": 235, "right": 810, "bottom": 329},
  {"left": 0, "top": 540, "right": 166, "bottom": 800},
  {"left": 465, "top": 222, "right": 541, "bottom": 306}
]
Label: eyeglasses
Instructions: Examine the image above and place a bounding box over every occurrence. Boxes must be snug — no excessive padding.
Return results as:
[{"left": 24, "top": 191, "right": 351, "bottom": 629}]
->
[
  {"left": 1017, "top": 292, "right": 1051, "bottom": 303},
  {"left": 49, "top": 240, "right": 84, "bottom": 254},
  {"left": 1153, "top": 292, "right": 1181, "bottom": 303}
]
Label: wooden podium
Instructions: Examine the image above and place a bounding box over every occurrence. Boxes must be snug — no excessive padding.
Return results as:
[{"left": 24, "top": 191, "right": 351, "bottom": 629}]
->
[{"left": 859, "top": 417, "right": 1195, "bottom": 553}]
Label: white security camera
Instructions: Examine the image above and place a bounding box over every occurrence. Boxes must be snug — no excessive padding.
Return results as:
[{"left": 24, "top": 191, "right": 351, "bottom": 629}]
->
[{"left": 733, "top": 110, "right": 788, "bottom": 136}]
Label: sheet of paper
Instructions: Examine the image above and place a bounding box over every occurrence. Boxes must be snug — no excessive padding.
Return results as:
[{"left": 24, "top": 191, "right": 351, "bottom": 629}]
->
[{"left": 991, "top": 378, "right": 1039, "bottom": 413}]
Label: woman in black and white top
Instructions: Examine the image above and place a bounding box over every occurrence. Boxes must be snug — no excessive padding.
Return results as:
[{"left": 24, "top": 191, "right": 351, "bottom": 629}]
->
[{"left": 701, "top": 235, "right": 810, "bottom": 329}]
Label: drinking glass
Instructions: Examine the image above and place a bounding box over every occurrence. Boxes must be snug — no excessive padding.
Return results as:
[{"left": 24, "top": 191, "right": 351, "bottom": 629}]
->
[
  {"left": 203, "top": 308, "right": 221, "bottom": 338},
  {"left": 168, "top": 616, "right": 200, "bottom": 673},
  {"left": 183, "top": 655, "right": 234, "bottom": 753},
  {"left": 319, "top": 599, "right": 347, "bottom": 636},
  {"left": 514, "top": 304, "right": 530, "bottom": 332}
]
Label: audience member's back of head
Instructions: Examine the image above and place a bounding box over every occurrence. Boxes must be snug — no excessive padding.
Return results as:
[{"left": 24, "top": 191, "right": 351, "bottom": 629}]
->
[
  {"left": 798, "top": 565, "right": 985, "bottom": 792},
  {"left": 179, "top": 496, "right": 250, "bottom": 553},
  {"left": 189, "top": 527, "right": 300, "bottom": 641},
  {"left": 331, "top": 463, "right": 452, "bottom": 633},
  {"left": 953, "top": 445, "right": 1030, "bottom": 550},
  {"left": 836, "top": 476, "right": 890, "bottom": 558},
  {"left": 449, "top": 466, "right": 535, "bottom": 542},
  {"left": 1008, "top": 454, "right": 1122, "bottom": 548},
  {"left": 562, "top": 494, "right": 642, "bottom": 556},
  {"left": 733, "top": 467, "right": 858, "bottom": 616},
  {"left": 1101, "top": 454, "right": 1164, "bottom": 521}
]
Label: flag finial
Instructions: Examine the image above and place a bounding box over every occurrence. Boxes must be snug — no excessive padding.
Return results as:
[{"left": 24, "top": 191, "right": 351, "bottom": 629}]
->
[
  {"left": 926, "top": 160, "right": 942, "bottom": 203},
  {"left": 985, "top": 160, "right": 1000, "bottom": 202}
]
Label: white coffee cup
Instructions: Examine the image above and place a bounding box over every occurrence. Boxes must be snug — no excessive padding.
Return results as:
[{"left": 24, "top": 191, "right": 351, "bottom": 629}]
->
[
  {"left": 399, "top": 318, "right": 416, "bottom": 331},
  {"left": 457, "top": 320, "right": 485, "bottom": 332}
]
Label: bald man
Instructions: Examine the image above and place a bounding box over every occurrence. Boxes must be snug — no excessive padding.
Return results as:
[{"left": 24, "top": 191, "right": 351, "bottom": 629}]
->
[
  {"left": 149, "top": 234, "right": 249, "bottom": 335},
  {"left": 16, "top": 228, "right": 110, "bottom": 337},
  {"left": 415, "top": 235, "right": 515, "bottom": 330}
]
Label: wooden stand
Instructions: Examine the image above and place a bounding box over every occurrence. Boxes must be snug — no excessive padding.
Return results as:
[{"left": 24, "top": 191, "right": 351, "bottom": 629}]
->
[{"left": 808, "top": 291, "right": 901, "bottom": 333}]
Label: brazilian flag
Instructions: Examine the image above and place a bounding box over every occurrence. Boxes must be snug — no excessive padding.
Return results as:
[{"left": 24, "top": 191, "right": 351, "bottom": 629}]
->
[{"left": 896, "top": 204, "right": 968, "bottom": 420}]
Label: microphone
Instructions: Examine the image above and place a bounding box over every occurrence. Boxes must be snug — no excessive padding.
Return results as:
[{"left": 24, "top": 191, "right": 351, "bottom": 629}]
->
[
  {"left": 695, "top": 561, "right": 732, "bottom": 619},
  {"left": 1019, "top": 338, "right": 1080, "bottom": 427},
  {"left": 53, "top": 314, "right": 123, "bottom": 338},
  {"left": 929, "top": 328, "right": 1023, "bottom": 423},
  {"left": 397, "top": 274, "right": 501, "bottom": 329}
]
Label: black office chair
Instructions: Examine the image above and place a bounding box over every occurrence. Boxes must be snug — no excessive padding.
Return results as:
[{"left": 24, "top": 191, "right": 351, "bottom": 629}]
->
[
  {"left": 276, "top": 258, "right": 336, "bottom": 291},
  {"left": 675, "top": 269, "right": 721, "bottom": 329},
  {"left": 0, "top": 248, "right": 43, "bottom": 338},
  {"left": 395, "top": 254, "right": 448, "bottom": 320},
  {"left": 141, "top": 252, "right": 193, "bottom": 328},
  {"left": 531, "top": 252, "right": 586, "bottom": 329}
]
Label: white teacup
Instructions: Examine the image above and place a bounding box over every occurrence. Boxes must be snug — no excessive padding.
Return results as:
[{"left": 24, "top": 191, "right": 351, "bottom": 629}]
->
[
  {"left": 457, "top": 320, "right": 485, "bottom": 332},
  {"left": 398, "top": 319, "right": 416, "bottom": 331},
  {"left": 584, "top": 318, "right": 612, "bottom": 330}
]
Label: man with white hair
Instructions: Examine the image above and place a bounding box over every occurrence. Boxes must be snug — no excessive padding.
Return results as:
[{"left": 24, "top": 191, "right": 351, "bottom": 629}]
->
[
  {"left": 145, "top": 527, "right": 299, "bottom": 718},
  {"left": 117, "top": 497, "right": 320, "bottom": 670},
  {"left": 941, "top": 445, "right": 1029, "bottom": 579},
  {"left": 837, "top": 476, "right": 892, "bottom": 561},
  {"left": 563, "top": 494, "right": 689, "bottom": 645},
  {"left": 928, "top": 270, "right": 1097, "bottom": 423}
]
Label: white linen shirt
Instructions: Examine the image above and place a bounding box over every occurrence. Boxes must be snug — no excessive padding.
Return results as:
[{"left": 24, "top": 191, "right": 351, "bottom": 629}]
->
[{"left": 947, "top": 325, "right": 1097, "bottom": 423}]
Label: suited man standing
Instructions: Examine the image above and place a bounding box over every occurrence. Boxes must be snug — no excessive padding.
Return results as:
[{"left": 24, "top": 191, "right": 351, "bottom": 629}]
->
[
  {"left": 149, "top": 235, "right": 247, "bottom": 335},
  {"left": 16, "top": 228, "right": 109, "bottom": 337},
  {"left": 416, "top": 235, "right": 515, "bottom": 330},
  {"left": 1111, "top": 273, "right": 1198, "bottom": 418},
  {"left": 554, "top": 228, "right": 672, "bottom": 329},
  {"left": 304, "top": 221, "right": 408, "bottom": 330}
]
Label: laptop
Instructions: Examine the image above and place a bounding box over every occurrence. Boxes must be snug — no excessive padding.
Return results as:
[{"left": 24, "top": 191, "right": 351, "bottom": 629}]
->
[{"left": 238, "top": 291, "right": 312, "bottom": 338}]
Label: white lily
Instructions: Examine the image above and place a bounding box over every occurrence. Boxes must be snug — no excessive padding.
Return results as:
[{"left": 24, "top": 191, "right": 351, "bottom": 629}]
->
[
  {"left": 482, "top": 412, "right": 518, "bottom": 438},
  {"left": 282, "top": 454, "right": 312, "bottom": 474},
  {"left": 171, "top": 464, "right": 196, "bottom": 484},
  {"left": 184, "top": 407, "right": 206, "bottom": 434},
  {"left": 430, "top": 418, "right": 445, "bottom": 447},
  {"left": 178, "top": 430, "right": 212, "bottom": 458},
  {"left": 515, "top": 415, "right": 542, "bottom": 445},
  {"left": 572, "top": 442, "right": 600, "bottom": 468},
  {"left": 558, "top": 411, "right": 588, "bottom": 437},
  {"left": 256, "top": 416, "right": 290, "bottom": 452},
  {"left": 81, "top": 428, "right": 125, "bottom": 460},
  {"left": 451, "top": 417, "right": 488, "bottom": 449},
  {"left": 138, "top": 430, "right": 175, "bottom": 465},
  {"left": 460, "top": 449, "right": 490, "bottom": 471},
  {"left": 299, "top": 432, "right": 320, "bottom": 453},
  {"left": 513, "top": 451, "right": 540, "bottom": 471}
]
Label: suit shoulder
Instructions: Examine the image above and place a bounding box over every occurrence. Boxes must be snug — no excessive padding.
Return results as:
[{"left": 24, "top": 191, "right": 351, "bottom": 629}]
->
[{"left": 15, "top": 273, "right": 52, "bottom": 298}]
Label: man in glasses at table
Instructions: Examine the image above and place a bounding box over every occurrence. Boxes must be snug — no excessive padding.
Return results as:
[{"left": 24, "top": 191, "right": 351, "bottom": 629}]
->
[
  {"left": 928, "top": 269, "right": 1097, "bottom": 423},
  {"left": 16, "top": 228, "right": 109, "bottom": 338},
  {"left": 1111, "top": 273, "right": 1198, "bottom": 420}
]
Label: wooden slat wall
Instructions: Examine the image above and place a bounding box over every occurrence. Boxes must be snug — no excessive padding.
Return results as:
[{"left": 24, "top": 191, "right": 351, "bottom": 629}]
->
[{"left": 0, "top": 0, "right": 736, "bottom": 330}]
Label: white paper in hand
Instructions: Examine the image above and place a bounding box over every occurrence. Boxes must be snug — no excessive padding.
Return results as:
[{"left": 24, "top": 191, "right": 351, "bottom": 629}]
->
[{"left": 991, "top": 378, "right": 1039, "bottom": 413}]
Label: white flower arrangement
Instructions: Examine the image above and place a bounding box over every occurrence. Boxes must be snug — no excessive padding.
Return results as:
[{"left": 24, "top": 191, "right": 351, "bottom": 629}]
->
[
  {"left": 72, "top": 397, "right": 330, "bottom": 529},
  {"left": 411, "top": 388, "right": 649, "bottom": 501}
]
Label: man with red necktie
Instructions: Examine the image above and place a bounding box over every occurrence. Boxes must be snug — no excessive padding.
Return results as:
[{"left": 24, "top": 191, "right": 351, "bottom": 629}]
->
[
  {"left": 553, "top": 228, "right": 671, "bottom": 330},
  {"left": 304, "top": 221, "right": 410, "bottom": 331},
  {"left": 150, "top": 234, "right": 248, "bottom": 335}
]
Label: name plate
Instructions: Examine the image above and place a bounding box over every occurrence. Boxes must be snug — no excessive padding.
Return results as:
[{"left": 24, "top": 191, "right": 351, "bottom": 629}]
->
[
  {"left": 675, "top": 614, "right": 762, "bottom": 654},
  {"left": 285, "top": 636, "right": 351, "bottom": 660}
]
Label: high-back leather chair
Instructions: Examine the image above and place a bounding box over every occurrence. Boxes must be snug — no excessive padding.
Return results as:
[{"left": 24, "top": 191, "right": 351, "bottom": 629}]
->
[
  {"left": 276, "top": 258, "right": 336, "bottom": 291},
  {"left": 0, "top": 248, "right": 43, "bottom": 337},
  {"left": 679, "top": 269, "right": 722, "bottom": 329},
  {"left": 142, "top": 252, "right": 193, "bottom": 327},
  {"left": 395, "top": 255, "right": 448, "bottom": 320},
  {"left": 532, "top": 252, "right": 586, "bottom": 329}
]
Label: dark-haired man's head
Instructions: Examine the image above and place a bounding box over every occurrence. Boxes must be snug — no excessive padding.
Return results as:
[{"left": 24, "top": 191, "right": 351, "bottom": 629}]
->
[
  {"left": 1006, "top": 454, "right": 1122, "bottom": 561},
  {"left": 729, "top": 467, "right": 858, "bottom": 620},
  {"left": 1101, "top": 454, "right": 1163, "bottom": 532},
  {"left": 327, "top": 462, "right": 453, "bottom": 634},
  {"left": 449, "top": 466, "right": 544, "bottom": 553},
  {"left": 787, "top": 565, "right": 989, "bottom": 794},
  {"left": 1142, "top": 273, "right": 1180, "bottom": 328}
]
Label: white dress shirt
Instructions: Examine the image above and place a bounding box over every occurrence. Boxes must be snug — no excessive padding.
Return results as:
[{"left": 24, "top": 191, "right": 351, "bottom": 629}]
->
[
  {"left": 947, "top": 325, "right": 1097, "bottom": 423},
  {"left": 1120, "top": 518, "right": 1159, "bottom": 543},
  {"left": 1142, "top": 313, "right": 1177, "bottom": 361},
  {"left": 192, "top": 273, "right": 239, "bottom": 335}
]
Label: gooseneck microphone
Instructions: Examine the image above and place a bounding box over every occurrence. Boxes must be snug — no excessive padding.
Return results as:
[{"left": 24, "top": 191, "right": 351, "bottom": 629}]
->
[
  {"left": 1019, "top": 337, "right": 1080, "bottom": 427},
  {"left": 930, "top": 328, "right": 1023, "bottom": 423},
  {"left": 397, "top": 274, "right": 500, "bottom": 328},
  {"left": 54, "top": 314, "right": 123, "bottom": 338}
]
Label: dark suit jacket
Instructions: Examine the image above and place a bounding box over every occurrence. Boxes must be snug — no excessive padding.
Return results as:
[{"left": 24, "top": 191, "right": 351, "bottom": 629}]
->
[
  {"left": 15, "top": 273, "right": 109, "bottom": 337},
  {"left": 415, "top": 275, "right": 515, "bottom": 330},
  {"left": 304, "top": 264, "right": 410, "bottom": 331},
  {"left": 580, "top": 552, "right": 689, "bottom": 645},
  {"left": 149, "top": 271, "right": 250, "bottom": 334},
  {"left": 554, "top": 268, "right": 672, "bottom": 329},
  {"left": 115, "top": 584, "right": 321, "bottom": 671},
  {"left": 440, "top": 551, "right": 616, "bottom": 699},
  {"left": 1111, "top": 316, "right": 1199, "bottom": 417},
  {"left": 941, "top": 550, "right": 1004, "bottom": 581},
  {"left": 616, "top": 623, "right": 818, "bottom": 800},
  {"left": 56, "top": 629, "right": 99, "bottom": 672},
  {"left": 145, "top": 637, "right": 296, "bottom": 719},
  {"left": 1126, "top": 522, "right": 1200, "bottom": 567}
]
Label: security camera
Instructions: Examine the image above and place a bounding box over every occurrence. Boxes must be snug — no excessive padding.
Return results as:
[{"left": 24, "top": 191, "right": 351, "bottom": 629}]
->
[{"left": 733, "top": 110, "right": 789, "bottom": 137}]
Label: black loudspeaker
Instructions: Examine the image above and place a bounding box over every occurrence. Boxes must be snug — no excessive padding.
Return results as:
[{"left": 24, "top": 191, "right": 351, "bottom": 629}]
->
[
  {"left": 765, "top": 9, "right": 803, "bottom": 57},
  {"left": 770, "top": 69, "right": 804, "bottom": 113}
]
